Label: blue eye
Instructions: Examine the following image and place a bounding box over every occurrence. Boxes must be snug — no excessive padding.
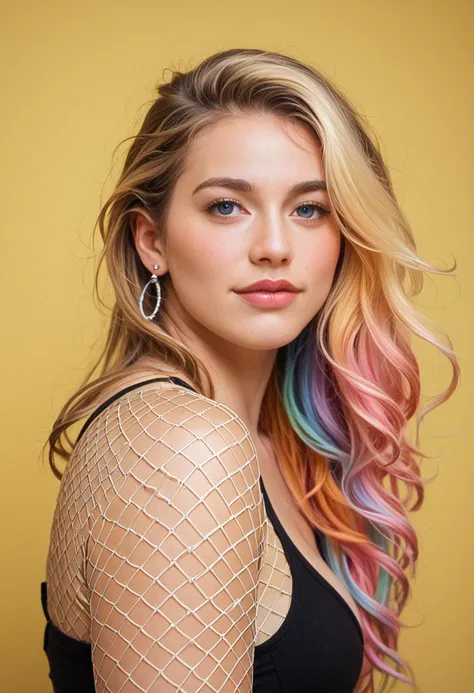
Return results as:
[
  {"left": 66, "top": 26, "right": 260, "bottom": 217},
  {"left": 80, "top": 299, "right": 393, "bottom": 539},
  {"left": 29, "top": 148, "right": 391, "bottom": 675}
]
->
[
  {"left": 204, "top": 198, "right": 241, "bottom": 218},
  {"left": 215, "top": 201, "right": 236, "bottom": 215},
  {"left": 297, "top": 204, "right": 317, "bottom": 218},
  {"left": 203, "top": 198, "right": 330, "bottom": 222}
]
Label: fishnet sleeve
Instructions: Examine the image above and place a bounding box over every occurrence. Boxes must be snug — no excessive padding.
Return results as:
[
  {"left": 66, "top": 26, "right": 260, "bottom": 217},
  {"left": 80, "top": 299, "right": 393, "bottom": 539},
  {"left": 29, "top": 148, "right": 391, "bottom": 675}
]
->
[{"left": 85, "top": 389, "right": 265, "bottom": 693}]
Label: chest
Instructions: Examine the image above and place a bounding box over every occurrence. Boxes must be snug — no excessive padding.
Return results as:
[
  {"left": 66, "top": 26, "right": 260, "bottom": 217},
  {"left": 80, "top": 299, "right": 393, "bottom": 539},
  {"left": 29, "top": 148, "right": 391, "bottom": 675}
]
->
[{"left": 254, "top": 441, "right": 362, "bottom": 637}]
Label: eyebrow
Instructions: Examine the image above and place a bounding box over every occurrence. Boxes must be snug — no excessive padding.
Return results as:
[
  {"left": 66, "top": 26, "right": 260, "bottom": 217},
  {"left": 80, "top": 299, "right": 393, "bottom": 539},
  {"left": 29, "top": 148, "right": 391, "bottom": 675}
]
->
[{"left": 192, "top": 177, "right": 327, "bottom": 199}]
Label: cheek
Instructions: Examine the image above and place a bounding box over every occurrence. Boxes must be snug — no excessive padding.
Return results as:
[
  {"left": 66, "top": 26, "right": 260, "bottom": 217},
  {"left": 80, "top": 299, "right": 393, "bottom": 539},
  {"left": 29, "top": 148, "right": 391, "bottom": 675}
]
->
[
  {"left": 304, "top": 231, "right": 341, "bottom": 291},
  {"left": 169, "top": 226, "right": 240, "bottom": 284}
]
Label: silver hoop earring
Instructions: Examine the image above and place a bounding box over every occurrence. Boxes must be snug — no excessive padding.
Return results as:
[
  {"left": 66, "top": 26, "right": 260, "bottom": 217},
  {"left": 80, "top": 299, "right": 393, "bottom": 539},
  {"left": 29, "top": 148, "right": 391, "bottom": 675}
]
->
[{"left": 139, "top": 264, "right": 161, "bottom": 321}]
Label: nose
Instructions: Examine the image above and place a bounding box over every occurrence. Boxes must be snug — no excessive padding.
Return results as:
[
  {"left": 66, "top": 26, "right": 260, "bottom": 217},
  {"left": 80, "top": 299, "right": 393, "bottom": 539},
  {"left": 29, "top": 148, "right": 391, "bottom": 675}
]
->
[{"left": 249, "top": 213, "right": 293, "bottom": 266}]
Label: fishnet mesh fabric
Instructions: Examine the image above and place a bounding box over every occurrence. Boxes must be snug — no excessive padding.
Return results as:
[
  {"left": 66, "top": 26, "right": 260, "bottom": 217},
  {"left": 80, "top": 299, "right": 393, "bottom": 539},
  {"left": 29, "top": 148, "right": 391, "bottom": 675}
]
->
[{"left": 45, "top": 383, "right": 293, "bottom": 692}]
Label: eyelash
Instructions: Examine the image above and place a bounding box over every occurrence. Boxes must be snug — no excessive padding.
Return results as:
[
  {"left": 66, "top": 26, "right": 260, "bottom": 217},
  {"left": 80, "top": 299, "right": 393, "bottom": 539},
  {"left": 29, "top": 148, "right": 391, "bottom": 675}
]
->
[{"left": 203, "top": 197, "right": 331, "bottom": 224}]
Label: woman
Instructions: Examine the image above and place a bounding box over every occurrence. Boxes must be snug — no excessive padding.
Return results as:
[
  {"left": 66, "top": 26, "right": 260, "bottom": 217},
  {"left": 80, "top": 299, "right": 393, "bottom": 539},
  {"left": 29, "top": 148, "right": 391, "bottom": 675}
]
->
[{"left": 41, "top": 48, "right": 459, "bottom": 693}]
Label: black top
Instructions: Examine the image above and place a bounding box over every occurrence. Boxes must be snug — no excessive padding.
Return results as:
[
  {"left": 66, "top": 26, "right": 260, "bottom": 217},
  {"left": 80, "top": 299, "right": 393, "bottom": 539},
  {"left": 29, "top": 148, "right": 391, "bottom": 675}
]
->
[{"left": 41, "top": 376, "right": 364, "bottom": 692}]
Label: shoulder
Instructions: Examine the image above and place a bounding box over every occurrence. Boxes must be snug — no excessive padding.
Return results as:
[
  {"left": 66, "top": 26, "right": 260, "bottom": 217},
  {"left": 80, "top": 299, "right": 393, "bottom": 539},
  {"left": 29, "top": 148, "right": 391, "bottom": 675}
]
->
[
  {"left": 87, "top": 381, "right": 266, "bottom": 588},
  {"left": 113, "top": 381, "right": 257, "bottom": 464},
  {"left": 86, "top": 381, "right": 266, "bottom": 691},
  {"left": 89, "top": 381, "right": 262, "bottom": 520}
]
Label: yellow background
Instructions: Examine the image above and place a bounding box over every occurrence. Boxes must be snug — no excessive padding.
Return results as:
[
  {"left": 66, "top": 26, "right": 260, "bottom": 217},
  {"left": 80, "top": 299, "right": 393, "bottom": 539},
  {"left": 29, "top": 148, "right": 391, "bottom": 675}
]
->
[{"left": 1, "top": 1, "right": 472, "bottom": 690}]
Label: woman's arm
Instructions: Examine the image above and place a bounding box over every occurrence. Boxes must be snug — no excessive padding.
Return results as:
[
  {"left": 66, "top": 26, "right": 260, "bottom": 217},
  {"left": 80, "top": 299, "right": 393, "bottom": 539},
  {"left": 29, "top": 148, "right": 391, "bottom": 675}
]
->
[{"left": 86, "top": 388, "right": 265, "bottom": 693}]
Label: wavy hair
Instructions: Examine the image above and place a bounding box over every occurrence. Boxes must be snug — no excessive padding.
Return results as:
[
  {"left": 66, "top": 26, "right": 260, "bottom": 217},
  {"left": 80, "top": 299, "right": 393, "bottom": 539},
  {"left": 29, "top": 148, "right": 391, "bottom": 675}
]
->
[{"left": 43, "top": 48, "right": 460, "bottom": 692}]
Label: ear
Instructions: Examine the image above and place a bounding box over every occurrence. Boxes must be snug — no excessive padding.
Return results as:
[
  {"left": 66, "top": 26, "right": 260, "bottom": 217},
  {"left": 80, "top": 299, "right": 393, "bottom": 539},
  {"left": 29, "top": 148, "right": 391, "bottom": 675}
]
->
[{"left": 131, "top": 209, "right": 168, "bottom": 275}]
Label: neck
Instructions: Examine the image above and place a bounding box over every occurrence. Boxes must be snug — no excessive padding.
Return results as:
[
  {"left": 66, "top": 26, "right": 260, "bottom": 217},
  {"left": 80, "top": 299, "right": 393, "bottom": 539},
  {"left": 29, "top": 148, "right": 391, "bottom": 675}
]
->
[{"left": 151, "top": 312, "right": 279, "bottom": 437}]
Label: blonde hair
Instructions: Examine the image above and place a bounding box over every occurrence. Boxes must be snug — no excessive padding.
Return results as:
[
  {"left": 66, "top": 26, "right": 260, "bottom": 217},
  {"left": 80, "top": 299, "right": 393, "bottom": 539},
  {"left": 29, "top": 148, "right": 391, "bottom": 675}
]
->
[{"left": 44, "top": 48, "right": 459, "bottom": 692}]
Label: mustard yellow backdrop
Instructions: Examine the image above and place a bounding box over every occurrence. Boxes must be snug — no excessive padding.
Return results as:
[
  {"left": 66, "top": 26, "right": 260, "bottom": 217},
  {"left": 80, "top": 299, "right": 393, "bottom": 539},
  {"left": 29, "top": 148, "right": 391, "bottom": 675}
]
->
[{"left": 1, "top": 1, "right": 472, "bottom": 691}]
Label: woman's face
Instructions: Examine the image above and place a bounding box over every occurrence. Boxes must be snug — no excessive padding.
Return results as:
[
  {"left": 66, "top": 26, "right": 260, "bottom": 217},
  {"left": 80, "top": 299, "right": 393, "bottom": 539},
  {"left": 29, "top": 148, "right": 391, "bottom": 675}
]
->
[{"left": 157, "top": 112, "right": 341, "bottom": 351}]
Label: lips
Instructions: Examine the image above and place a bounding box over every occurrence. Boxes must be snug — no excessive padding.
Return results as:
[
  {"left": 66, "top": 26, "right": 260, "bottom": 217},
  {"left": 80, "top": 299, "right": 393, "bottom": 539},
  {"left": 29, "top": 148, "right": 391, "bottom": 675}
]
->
[
  {"left": 235, "top": 279, "right": 300, "bottom": 293},
  {"left": 236, "top": 290, "right": 299, "bottom": 307}
]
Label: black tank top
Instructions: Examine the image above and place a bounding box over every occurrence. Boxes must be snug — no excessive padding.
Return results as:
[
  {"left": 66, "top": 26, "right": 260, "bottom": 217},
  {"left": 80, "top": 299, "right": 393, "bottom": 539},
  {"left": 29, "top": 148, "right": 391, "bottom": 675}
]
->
[{"left": 41, "top": 377, "right": 364, "bottom": 692}]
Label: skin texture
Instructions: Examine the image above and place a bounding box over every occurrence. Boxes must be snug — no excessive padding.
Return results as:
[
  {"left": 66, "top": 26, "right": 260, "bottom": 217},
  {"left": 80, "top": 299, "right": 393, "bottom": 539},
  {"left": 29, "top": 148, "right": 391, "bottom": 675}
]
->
[{"left": 132, "top": 113, "right": 341, "bottom": 441}]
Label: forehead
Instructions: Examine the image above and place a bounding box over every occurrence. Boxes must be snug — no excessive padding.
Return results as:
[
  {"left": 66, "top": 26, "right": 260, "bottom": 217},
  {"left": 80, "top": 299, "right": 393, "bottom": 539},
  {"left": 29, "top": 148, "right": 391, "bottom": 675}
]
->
[{"left": 181, "top": 113, "right": 324, "bottom": 183}]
